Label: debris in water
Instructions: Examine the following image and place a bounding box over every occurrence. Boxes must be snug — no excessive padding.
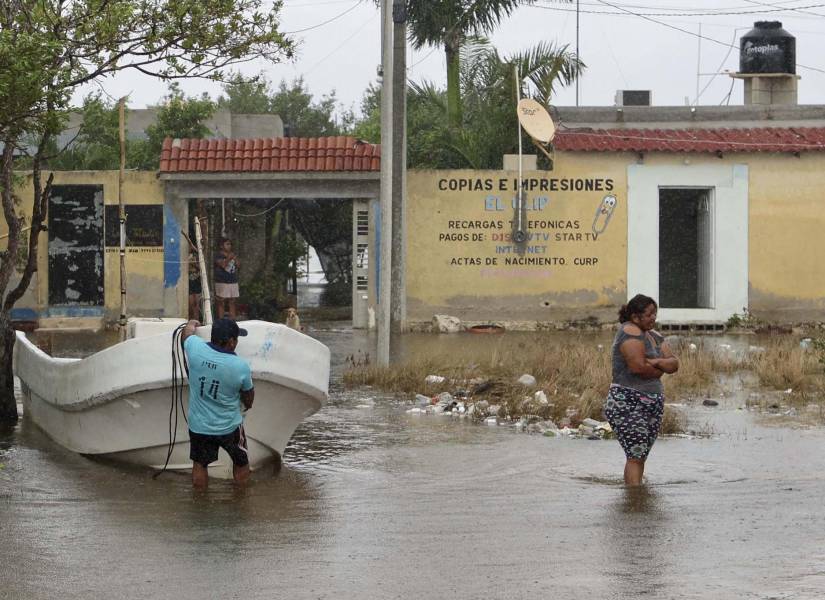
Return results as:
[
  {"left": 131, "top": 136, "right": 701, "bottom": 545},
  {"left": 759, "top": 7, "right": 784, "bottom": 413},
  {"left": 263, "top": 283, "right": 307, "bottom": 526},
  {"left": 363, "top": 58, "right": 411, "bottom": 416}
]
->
[
  {"left": 702, "top": 399, "right": 719, "bottom": 407},
  {"left": 415, "top": 394, "right": 431, "bottom": 407},
  {"left": 432, "top": 314, "right": 462, "bottom": 333}
]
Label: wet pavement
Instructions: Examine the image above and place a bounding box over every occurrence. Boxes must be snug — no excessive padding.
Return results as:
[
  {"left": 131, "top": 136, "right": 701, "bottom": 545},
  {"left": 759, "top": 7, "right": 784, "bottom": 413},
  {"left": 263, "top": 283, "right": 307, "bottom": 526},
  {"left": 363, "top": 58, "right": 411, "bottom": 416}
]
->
[{"left": 3, "top": 326, "right": 825, "bottom": 599}]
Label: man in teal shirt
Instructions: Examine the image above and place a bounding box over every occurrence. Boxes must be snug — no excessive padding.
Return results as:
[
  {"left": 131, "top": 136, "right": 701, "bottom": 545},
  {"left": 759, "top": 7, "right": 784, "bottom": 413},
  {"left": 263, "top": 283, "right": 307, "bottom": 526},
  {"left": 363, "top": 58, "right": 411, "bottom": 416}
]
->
[{"left": 182, "top": 317, "right": 254, "bottom": 488}]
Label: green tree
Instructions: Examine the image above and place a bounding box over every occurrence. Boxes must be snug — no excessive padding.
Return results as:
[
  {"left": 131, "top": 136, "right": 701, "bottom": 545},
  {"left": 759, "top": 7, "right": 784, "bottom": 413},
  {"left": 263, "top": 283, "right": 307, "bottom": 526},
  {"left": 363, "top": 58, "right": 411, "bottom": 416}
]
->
[
  {"left": 270, "top": 77, "right": 344, "bottom": 137},
  {"left": 405, "top": 0, "right": 534, "bottom": 127},
  {"left": 0, "top": 0, "right": 294, "bottom": 422},
  {"left": 45, "top": 94, "right": 122, "bottom": 171},
  {"left": 446, "top": 37, "right": 583, "bottom": 168},
  {"left": 217, "top": 72, "right": 273, "bottom": 114},
  {"left": 130, "top": 84, "right": 217, "bottom": 169}
]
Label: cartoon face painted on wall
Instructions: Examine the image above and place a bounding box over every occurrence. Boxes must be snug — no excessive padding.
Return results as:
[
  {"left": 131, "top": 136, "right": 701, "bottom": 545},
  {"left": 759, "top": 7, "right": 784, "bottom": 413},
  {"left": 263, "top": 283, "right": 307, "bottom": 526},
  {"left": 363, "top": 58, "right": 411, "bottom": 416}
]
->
[{"left": 592, "top": 194, "right": 618, "bottom": 236}]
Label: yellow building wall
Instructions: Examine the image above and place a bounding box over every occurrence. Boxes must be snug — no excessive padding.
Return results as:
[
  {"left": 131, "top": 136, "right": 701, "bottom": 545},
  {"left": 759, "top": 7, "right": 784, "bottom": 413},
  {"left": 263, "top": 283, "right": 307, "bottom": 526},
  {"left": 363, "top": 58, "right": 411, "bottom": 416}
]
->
[
  {"left": 746, "top": 153, "right": 825, "bottom": 319},
  {"left": 406, "top": 160, "right": 629, "bottom": 324},
  {"left": 5, "top": 171, "right": 168, "bottom": 319},
  {"left": 407, "top": 151, "right": 825, "bottom": 325},
  {"left": 637, "top": 152, "right": 825, "bottom": 320}
]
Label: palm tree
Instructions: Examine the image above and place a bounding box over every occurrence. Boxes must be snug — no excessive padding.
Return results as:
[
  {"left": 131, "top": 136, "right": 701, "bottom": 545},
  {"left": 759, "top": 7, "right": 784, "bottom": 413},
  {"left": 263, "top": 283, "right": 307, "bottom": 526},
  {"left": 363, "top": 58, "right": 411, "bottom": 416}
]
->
[
  {"left": 406, "top": 0, "right": 534, "bottom": 127},
  {"left": 409, "top": 37, "right": 584, "bottom": 169}
]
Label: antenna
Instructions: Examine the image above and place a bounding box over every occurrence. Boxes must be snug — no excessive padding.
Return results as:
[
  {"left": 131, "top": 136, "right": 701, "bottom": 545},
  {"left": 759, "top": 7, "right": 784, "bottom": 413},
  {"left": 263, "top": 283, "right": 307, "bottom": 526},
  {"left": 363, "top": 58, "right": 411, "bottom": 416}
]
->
[{"left": 513, "top": 65, "right": 527, "bottom": 246}]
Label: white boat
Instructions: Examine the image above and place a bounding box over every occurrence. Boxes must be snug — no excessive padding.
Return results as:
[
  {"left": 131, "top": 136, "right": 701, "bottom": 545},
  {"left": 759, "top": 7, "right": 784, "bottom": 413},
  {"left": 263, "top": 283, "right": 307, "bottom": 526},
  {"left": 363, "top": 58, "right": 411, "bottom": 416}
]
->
[{"left": 13, "top": 319, "right": 330, "bottom": 478}]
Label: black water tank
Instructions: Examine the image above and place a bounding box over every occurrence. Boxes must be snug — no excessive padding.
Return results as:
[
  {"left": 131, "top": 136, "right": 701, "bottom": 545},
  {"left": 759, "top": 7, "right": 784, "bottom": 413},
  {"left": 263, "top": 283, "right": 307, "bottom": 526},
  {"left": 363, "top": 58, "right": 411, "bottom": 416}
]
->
[{"left": 740, "top": 21, "right": 795, "bottom": 74}]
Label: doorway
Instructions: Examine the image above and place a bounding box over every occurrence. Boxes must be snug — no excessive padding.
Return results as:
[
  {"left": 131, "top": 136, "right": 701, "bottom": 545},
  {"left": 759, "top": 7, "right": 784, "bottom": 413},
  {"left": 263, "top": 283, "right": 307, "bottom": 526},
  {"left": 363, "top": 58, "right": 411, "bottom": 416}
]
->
[
  {"left": 659, "top": 188, "right": 713, "bottom": 309},
  {"left": 626, "top": 163, "right": 748, "bottom": 323},
  {"left": 48, "top": 185, "right": 104, "bottom": 307}
]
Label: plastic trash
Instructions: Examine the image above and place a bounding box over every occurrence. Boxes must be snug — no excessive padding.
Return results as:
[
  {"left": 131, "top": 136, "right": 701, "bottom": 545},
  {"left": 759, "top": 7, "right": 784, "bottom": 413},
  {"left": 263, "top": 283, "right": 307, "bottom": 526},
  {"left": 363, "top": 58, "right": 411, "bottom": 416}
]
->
[
  {"left": 425, "top": 375, "right": 446, "bottom": 384},
  {"left": 534, "top": 391, "right": 549, "bottom": 405},
  {"left": 517, "top": 374, "right": 537, "bottom": 387}
]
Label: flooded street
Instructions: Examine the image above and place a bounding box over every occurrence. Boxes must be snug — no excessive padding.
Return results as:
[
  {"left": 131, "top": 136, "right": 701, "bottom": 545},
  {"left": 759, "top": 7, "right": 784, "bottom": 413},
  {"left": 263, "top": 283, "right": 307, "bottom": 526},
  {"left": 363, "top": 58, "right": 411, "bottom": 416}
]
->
[{"left": 3, "top": 327, "right": 825, "bottom": 599}]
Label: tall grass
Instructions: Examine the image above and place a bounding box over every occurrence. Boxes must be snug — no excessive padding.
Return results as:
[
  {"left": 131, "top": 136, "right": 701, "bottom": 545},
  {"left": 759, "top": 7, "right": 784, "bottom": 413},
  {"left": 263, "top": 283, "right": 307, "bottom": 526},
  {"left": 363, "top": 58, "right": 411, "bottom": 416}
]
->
[{"left": 344, "top": 334, "right": 825, "bottom": 433}]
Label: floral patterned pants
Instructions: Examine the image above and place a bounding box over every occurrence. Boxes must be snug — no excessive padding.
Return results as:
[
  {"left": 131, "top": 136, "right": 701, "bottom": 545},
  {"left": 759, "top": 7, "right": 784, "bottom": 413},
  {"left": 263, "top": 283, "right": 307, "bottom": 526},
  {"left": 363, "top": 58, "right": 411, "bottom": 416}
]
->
[{"left": 603, "top": 384, "right": 664, "bottom": 461}]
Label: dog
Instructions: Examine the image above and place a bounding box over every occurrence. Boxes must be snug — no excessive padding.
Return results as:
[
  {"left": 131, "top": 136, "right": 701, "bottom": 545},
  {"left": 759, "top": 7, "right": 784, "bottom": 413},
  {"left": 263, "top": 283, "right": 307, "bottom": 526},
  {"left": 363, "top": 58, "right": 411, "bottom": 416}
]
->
[{"left": 285, "top": 307, "right": 302, "bottom": 331}]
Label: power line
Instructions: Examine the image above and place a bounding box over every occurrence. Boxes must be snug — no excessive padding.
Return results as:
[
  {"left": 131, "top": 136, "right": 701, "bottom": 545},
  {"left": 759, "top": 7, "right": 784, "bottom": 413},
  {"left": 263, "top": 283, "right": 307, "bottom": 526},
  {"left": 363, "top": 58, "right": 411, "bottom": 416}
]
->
[
  {"left": 591, "top": 0, "right": 825, "bottom": 74},
  {"left": 282, "top": 1, "right": 362, "bottom": 34},
  {"left": 742, "top": 0, "right": 825, "bottom": 17},
  {"left": 534, "top": 0, "right": 825, "bottom": 17},
  {"left": 542, "top": 0, "right": 822, "bottom": 12},
  {"left": 304, "top": 14, "right": 378, "bottom": 74}
]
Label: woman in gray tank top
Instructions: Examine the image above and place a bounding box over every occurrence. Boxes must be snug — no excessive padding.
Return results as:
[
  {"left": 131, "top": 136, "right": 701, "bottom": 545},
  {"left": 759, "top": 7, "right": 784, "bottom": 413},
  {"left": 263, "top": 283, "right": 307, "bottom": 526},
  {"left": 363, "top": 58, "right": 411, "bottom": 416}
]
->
[{"left": 604, "top": 294, "right": 679, "bottom": 485}]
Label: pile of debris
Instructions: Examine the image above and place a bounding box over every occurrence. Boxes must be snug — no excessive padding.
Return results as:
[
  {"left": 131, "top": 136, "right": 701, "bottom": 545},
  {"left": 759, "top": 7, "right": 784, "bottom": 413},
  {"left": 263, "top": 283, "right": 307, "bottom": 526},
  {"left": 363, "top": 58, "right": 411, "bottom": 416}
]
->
[{"left": 404, "top": 373, "right": 613, "bottom": 440}]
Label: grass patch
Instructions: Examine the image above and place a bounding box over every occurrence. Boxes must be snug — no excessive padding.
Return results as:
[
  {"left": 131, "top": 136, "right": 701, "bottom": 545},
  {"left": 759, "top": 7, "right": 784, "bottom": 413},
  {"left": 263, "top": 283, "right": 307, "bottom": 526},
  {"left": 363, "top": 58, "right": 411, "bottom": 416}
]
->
[
  {"left": 344, "top": 333, "right": 825, "bottom": 434},
  {"left": 345, "top": 334, "right": 676, "bottom": 430}
]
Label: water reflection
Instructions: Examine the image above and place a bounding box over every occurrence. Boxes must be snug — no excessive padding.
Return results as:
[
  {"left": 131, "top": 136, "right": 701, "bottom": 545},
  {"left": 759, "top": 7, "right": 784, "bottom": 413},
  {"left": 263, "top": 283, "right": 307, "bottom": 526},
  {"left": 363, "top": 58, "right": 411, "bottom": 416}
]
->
[{"left": 604, "top": 485, "right": 670, "bottom": 598}]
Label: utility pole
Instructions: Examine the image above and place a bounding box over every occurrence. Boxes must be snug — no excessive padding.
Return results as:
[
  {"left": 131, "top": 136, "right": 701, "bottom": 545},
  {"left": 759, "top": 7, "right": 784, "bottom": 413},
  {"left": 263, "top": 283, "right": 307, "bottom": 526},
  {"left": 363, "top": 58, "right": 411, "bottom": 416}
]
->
[
  {"left": 377, "top": 0, "right": 394, "bottom": 366},
  {"left": 117, "top": 97, "right": 128, "bottom": 341},
  {"left": 390, "top": 0, "right": 407, "bottom": 334}
]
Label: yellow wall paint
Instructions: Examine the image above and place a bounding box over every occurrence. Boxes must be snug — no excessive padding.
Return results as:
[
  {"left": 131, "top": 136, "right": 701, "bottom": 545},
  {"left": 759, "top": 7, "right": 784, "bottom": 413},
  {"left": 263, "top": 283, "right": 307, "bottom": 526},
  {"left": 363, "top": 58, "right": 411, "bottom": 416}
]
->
[
  {"left": 746, "top": 154, "right": 825, "bottom": 310},
  {"left": 5, "top": 171, "right": 168, "bottom": 317},
  {"left": 406, "top": 163, "right": 628, "bottom": 322},
  {"left": 640, "top": 152, "right": 825, "bottom": 315},
  {"left": 407, "top": 151, "right": 825, "bottom": 323}
]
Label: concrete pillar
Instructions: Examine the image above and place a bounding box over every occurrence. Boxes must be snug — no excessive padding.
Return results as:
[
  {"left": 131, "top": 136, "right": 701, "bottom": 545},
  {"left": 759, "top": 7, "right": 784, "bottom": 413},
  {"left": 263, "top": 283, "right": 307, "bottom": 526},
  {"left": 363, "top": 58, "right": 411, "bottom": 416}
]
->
[{"left": 737, "top": 73, "right": 799, "bottom": 105}]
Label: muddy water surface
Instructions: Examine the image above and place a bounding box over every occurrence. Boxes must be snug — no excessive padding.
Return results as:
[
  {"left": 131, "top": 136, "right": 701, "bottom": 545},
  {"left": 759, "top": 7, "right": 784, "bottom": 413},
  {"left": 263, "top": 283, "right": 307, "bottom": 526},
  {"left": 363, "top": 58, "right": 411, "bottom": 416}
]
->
[{"left": 3, "top": 326, "right": 825, "bottom": 599}]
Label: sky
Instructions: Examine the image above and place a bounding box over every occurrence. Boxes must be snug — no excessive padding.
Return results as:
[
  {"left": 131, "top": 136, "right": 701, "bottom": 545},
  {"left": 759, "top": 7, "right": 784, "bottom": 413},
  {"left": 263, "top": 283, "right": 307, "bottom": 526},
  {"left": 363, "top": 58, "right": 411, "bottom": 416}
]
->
[{"left": 80, "top": 0, "right": 825, "bottom": 117}]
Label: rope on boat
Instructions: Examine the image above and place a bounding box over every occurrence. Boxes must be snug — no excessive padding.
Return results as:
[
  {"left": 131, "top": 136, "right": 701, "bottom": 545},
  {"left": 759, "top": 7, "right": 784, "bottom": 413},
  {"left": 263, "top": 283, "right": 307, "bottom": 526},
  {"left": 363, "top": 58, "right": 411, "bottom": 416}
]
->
[{"left": 153, "top": 324, "right": 190, "bottom": 479}]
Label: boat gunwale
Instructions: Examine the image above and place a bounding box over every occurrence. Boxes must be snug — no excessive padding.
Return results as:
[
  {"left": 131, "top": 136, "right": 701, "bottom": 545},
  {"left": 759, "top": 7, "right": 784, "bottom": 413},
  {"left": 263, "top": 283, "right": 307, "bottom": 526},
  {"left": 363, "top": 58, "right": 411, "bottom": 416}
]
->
[{"left": 14, "top": 321, "right": 329, "bottom": 411}]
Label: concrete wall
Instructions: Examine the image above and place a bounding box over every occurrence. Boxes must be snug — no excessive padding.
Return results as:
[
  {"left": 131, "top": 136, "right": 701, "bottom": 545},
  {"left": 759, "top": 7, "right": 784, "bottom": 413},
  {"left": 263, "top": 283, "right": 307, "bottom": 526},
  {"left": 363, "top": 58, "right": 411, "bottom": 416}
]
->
[
  {"left": 746, "top": 153, "right": 825, "bottom": 320},
  {"left": 406, "top": 151, "right": 825, "bottom": 326},
  {"left": 58, "top": 109, "right": 284, "bottom": 148},
  {"left": 4, "top": 171, "right": 181, "bottom": 321},
  {"left": 405, "top": 164, "right": 628, "bottom": 325}
]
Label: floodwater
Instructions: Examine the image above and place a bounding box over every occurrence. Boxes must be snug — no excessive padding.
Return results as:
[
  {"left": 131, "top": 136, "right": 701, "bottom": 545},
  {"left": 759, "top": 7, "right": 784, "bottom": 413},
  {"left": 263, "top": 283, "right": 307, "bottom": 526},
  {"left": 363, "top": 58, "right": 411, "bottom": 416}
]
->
[{"left": 3, "top": 327, "right": 825, "bottom": 599}]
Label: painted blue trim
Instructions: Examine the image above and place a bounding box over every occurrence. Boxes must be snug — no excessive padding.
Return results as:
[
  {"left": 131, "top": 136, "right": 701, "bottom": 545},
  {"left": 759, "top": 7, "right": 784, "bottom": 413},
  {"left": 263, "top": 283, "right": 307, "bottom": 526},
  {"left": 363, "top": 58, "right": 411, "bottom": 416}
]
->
[
  {"left": 45, "top": 306, "right": 105, "bottom": 317},
  {"left": 164, "top": 204, "right": 181, "bottom": 288},
  {"left": 10, "top": 308, "right": 38, "bottom": 321}
]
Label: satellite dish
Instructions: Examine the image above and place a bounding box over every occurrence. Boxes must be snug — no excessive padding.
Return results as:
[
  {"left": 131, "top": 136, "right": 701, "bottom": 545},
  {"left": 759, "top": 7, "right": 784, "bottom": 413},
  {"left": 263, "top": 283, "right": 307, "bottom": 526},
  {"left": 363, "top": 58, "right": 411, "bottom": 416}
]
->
[{"left": 517, "top": 98, "right": 556, "bottom": 144}]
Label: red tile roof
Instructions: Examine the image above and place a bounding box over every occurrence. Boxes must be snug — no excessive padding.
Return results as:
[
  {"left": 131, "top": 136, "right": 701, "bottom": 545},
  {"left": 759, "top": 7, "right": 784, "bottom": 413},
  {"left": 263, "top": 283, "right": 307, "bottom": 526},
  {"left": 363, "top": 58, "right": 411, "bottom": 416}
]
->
[
  {"left": 554, "top": 127, "right": 825, "bottom": 153},
  {"left": 159, "top": 136, "right": 380, "bottom": 173}
]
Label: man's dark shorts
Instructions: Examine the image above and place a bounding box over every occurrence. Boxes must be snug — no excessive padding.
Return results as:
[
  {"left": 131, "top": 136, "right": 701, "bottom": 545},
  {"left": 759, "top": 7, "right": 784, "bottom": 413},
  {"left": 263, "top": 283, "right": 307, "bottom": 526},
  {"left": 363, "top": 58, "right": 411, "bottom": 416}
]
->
[{"left": 189, "top": 427, "right": 249, "bottom": 467}]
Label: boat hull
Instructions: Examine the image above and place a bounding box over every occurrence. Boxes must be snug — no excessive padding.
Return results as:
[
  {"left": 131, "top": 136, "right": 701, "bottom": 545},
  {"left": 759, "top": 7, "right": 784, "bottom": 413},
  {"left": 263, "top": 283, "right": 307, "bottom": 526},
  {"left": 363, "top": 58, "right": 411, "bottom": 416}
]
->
[{"left": 15, "top": 320, "right": 329, "bottom": 478}]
